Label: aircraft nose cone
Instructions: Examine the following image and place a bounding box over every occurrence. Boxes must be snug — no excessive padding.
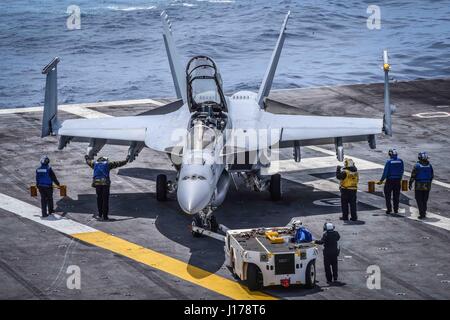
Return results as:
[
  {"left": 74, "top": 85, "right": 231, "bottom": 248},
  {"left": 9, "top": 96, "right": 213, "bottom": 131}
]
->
[{"left": 177, "top": 181, "right": 211, "bottom": 214}]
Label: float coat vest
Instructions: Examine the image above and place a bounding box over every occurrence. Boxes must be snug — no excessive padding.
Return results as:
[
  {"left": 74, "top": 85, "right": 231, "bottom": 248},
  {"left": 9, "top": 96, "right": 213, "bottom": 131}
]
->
[
  {"left": 340, "top": 169, "right": 359, "bottom": 190},
  {"left": 384, "top": 158, "right": 404, "bottom": 180},
  {"left": 36, "top": 165, "right": 53, "bottom": 187},
  {"left": 93, "top": 161, "right": 110, "bottom": 180},
  {"left": 415, "top": 162, "right": 433, "bottom": 182}
]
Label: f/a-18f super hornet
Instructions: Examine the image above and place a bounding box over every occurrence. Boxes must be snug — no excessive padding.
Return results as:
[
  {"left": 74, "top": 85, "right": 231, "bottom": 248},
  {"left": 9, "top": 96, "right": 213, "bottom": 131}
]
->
[{"left": 40, "top": 11, "right": 394, "bottom": 232}]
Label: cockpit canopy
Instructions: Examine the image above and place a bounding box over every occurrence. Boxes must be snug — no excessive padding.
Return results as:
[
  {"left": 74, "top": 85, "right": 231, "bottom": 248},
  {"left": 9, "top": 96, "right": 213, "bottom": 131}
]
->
[
  {"left": 187, "top": 121, "right": 217, "bottom": 152},
  {"left": 186, "top": 56, "right": 227, "bottom": 113}
]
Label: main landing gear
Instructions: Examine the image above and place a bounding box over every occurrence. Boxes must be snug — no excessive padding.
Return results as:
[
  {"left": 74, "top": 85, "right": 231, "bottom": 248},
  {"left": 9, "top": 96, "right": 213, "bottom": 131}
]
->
[
  {"left": 156, "top": 174, "right": 177, "bottom": 202},
  {"left": 269, "top": 174, "right": 281, "bottom": 201}
]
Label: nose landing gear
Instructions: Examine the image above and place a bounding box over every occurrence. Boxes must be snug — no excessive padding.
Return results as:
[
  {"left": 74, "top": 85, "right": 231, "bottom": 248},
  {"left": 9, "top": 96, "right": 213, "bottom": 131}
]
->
[{"left": 191, "top": 206, "right": 219, "bottom": 237}]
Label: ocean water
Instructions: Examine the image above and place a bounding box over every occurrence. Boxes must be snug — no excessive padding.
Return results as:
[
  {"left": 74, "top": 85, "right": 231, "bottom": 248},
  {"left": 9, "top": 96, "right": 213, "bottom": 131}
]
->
[{"left": 0, "top": 0, "right": 449, "bottom": 108}]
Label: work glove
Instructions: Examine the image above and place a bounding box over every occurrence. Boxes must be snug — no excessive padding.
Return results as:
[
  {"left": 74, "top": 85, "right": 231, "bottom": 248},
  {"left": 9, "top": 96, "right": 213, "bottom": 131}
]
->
[
  {"left": 84, "top": 155, "right": 91, "bottom": 161},
  {"left": 336, "top": 165, "right": 342, "bottom": 171},
  {"left": 376, "top": 180, "right": 383, "bottom": 185}
]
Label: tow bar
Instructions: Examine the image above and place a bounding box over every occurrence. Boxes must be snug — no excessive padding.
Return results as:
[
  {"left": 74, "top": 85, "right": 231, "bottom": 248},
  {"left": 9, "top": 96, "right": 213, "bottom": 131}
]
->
[{"left": 191, "top": 224, "right": 229, "bottom": 242}]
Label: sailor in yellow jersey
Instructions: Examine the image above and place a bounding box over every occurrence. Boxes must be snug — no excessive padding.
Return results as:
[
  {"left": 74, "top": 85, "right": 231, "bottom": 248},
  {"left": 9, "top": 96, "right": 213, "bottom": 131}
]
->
[{"left": 336, "top": 158, "right": 359, "bottom": 221}]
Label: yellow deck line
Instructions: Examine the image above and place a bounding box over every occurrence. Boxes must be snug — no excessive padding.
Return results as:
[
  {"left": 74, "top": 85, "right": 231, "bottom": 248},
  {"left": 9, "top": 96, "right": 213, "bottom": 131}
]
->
[{"left": 72, "top": 231, "right": 277, "bottom": 300}]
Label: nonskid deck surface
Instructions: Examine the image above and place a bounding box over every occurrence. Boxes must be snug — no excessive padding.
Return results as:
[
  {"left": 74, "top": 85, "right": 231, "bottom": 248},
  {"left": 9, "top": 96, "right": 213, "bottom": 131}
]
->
[{"left": 0, "top": 78, "right": 449, "bottom": 300}]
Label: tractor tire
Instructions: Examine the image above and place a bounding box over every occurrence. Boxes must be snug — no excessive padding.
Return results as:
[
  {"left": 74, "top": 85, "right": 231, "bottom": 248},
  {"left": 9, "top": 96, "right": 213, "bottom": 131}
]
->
[
  {"left": 305, "top": 260, "right": 316, "bottom": 289},
  {"left": 246, "top": 264, "right": 263, "bottom": 291}
]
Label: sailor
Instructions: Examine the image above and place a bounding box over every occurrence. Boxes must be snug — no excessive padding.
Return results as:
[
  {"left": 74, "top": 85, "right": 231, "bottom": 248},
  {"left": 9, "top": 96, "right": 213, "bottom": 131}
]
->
[
  {"left": 315, "top": 223, "right": 340, "bottom": 284},
  {"left": 336, "top": 158, "right": 359, "bottom": 221},
  {"left": 85, "top": 155, "right": 129, "bottom": 221},
  {"left": 36, "top": 156, "right": 60, "bottom": 217},
  {"left": 293, "top": 222, "right": 313, "bottom": 243},
  {"left": 377, "top": 149, "right": 404, "bottom": 214},
  {"left": 409, "top": 152, "right": 434, "bottom": 219}
]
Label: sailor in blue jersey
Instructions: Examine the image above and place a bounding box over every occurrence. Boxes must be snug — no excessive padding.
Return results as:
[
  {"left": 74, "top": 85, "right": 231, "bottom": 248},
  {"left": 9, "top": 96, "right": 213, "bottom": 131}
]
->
[
  {"left": 377, "top": 149, "right": 404, "bottom": 214},
  {"left": 85, "top": 155, "right": 129, "bottom": 221},
  {"left": 36, "top": 156, "right": 60, "bottom": 217},
  {"left": 409, "top": 152, "right": 434, "bottom": 219}
]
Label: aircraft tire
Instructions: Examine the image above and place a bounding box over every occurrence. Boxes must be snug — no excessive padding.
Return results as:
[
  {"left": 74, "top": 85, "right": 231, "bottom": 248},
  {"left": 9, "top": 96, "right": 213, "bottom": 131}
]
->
[
  {"left": 270, "top": 174, "right": 281, "bottom": 201},
  {"left": 156, "top": 174, "right": 167, "bottom": 201},
  {"left": 209, "top": 215, "right": 219, "bottom": 232},
  {"left": 192, "top": 214, "right": 202, "bottom": 237}
]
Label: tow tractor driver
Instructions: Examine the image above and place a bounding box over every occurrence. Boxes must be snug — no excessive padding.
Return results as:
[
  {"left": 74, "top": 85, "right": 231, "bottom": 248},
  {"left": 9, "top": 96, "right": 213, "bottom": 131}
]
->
[
  {"left": 377, "top": 149, "right": 404, "bottom": 214},
  {"left": 292, "top": 221, "right": 313, "bottom": 243}
]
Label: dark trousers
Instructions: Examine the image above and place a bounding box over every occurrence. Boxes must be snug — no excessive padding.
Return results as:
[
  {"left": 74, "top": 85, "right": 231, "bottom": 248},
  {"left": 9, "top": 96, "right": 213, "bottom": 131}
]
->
[
  {"left": 384, "top": 179, "right": 401, "bottom": 213},
  {"left": 324, "top": 254, "right": 338, "bottom": 282},
  {"left": 415, "top": 190, "right": 430, "bottom": 218},
  {"left": 38, "top": 186, "right": 54, "bottom": 217},
  {"left": 340, "top": 188, "right": 357, "bottom": 220},
  {"left": 95, "top": 185, "right": 110, "bottom": 219}
]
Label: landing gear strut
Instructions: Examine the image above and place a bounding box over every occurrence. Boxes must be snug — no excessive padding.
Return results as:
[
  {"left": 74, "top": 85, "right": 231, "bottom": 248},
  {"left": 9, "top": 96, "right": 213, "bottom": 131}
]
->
[
  {"left": 156, "top": 174, "right": 167, "bottom": 201},
  {"left": 270, "top": 174, "right": 281, "bottom": 201},
  {"left": 191, "top": 207, "right": 219, "bottom": 237}
]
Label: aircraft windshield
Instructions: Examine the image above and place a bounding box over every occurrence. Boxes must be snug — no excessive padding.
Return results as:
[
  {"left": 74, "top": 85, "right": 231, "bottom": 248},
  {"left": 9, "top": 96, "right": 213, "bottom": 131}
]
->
[
  {"left": 187, "top": 122, "right": 217, "bottom": 152},
  {"left": 186, "top": 56, "right": 226, "bottom": 111}
]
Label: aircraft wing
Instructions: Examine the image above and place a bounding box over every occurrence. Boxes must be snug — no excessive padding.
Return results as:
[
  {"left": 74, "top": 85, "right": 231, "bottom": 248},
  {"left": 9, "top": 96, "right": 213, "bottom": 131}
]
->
[
  {"left": 265, "top": 113, "right": 382, "bottom": 148},
  {"left": 224, "top": 112, "right": 381, "bottom": 155},
  {"left": 57, "top": 104, "right": 189, "bottom": 158}
]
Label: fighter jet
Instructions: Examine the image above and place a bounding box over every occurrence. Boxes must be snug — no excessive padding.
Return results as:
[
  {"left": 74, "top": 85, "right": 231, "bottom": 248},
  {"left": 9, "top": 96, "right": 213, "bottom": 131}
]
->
[{"left": 40, "top": 11, "right": 393, "bottom": 232}]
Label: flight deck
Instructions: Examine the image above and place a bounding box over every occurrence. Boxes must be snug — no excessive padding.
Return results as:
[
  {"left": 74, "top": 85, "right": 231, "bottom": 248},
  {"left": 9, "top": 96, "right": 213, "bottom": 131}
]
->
[{"left": 0, "top": 78, "right": 449, "bottom": 300}]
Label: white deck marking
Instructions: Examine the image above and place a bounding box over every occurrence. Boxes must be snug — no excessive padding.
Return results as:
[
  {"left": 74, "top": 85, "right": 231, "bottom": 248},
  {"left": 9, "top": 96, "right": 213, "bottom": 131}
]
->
[
  {"left": 0, "top": 193, "right": 96, "bottom": 235},
  {"left": 0, "top": 106, "right": 43, "bottom": 114},
  {"left": 413, "top": 112, "right": 449, "bottom": 118},
  {"left": 0, "top": 99, "right": 165, "bottom": 115},
  {"left": 307, "top": 145, "right": 450, "bottom": 189},
  {"left": 301, "top": 178, "right": 450, "bottom": 232},
  {"left": 262, "top": 156, "right": 380, "bottom": 175},
  {"left": 59, "top": 106, "right": 113, "bottom": 119}
]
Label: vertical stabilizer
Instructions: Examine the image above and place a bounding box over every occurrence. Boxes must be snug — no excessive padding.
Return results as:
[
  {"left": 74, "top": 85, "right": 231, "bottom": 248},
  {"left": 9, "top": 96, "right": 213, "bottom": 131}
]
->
[
  {"left": 256, "top": 11, "right": 290, "bottom": 108},
  {"left": 161, "top": 11, "right": 187, "bottom": 103},
  {"left": 41, "top": 57, "right": 60, "bottom": 137}
]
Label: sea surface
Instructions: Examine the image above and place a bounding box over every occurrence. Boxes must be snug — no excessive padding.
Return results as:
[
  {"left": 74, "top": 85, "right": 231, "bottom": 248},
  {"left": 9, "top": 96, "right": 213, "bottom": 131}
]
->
[{"left": 0, "top": 0, "right": 449, "bottom": 108}]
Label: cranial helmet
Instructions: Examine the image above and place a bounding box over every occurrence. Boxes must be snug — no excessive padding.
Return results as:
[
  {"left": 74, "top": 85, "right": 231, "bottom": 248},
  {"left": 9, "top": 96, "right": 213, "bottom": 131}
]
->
[
  {"left": 323, "top": 222, "right": 335, "bottom": 232},
  {"left": 344, "top": 158, "right": 354, "bottom": 168},
  {"left": 418, "top": 152, "right": 428, "bottom": 161},
  {"left": 40, "top": 155, "right": 50, "bottom": 165},
  {"left": 292, "top": 220, "right": 303, "bottom": 229},
  {"left": 97, "top": 156, "right": 109, "bottom": 162},
  {"left": 388, "top": 149, "right": 398, "bottom": 158}
]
